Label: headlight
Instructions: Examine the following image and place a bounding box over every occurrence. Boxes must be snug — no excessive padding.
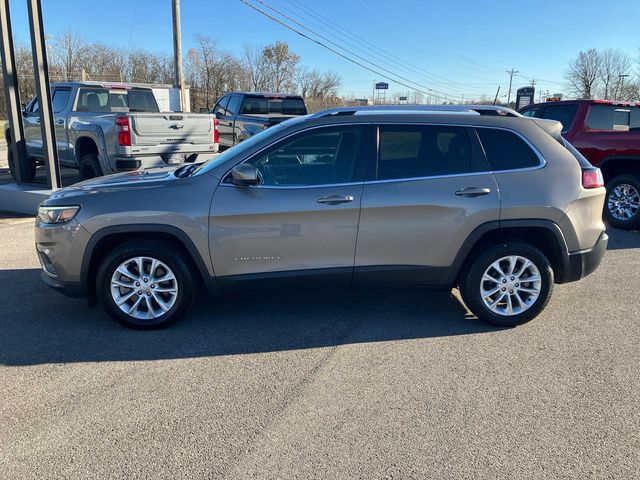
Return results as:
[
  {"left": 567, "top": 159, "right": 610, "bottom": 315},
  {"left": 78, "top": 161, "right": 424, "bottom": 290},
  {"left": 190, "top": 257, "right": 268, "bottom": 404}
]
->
[{"left": 37, "top": 205, "right": 80, "bottom": 224}]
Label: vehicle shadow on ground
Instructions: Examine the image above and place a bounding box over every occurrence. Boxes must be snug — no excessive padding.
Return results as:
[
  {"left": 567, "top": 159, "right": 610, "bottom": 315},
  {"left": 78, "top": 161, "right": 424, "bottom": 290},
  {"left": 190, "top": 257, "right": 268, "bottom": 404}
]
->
[
  {"left": 0, "top": 268, "right": 499, "bottom": 367},
  {"left": 605, "top": 227, "right": 640, "bottom": 250}
]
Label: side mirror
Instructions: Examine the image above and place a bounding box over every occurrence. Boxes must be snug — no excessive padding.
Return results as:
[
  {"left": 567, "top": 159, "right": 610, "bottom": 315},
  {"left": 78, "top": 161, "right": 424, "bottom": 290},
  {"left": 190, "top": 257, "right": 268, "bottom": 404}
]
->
[
  {"left": 215, "top": 111, "right": 224, "bottom": 119},
  {"left": 230, "top": 164, "right": 259, "bottom": 186}
]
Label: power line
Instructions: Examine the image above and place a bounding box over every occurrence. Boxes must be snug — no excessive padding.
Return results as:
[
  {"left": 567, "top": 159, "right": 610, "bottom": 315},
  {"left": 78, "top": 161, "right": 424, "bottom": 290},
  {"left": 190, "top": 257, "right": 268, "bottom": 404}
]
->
[
  {"left": 273, "top": 0, "right": 500, "bottom": 93},
  {"left": 238, "top": 0, "right": 465, "bottom": 101},
  {"left": 248, "top": 0, "right": 468, "bottom": 100}
]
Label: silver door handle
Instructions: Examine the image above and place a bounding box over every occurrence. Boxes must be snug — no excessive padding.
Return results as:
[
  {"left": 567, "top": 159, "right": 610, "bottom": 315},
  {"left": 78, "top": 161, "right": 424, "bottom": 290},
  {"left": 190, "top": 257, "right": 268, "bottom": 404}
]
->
[
  {"left": 317, "top": 195, "right": 354, "bottom": 205},
  {"left": 455, "top": 187, "right": 491, "bottom": 197}
]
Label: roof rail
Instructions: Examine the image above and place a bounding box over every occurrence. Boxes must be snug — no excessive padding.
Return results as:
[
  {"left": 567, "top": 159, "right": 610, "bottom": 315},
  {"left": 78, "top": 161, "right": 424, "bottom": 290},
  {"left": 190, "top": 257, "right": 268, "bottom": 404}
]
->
[{"left": 309, "top": 105, "right": 521, "bottom": 119}]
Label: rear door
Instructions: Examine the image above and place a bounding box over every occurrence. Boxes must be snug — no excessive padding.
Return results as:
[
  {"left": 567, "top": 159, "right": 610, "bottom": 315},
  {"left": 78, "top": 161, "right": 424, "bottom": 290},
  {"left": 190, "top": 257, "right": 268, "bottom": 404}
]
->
[
  {"left": 354, "top": 123, "right": 500, "bottom": 286},
  {"left": 209, "top": 124, "right": 370, "bottom": 287}
]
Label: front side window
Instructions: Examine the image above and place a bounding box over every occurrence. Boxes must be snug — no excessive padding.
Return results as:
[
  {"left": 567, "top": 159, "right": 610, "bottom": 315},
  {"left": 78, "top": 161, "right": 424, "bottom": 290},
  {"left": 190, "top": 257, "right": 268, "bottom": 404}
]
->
[
  {"left": 377, "top": 125, "right": 479, "bottom": 180},
  {"left": 541, "top": 105, "right": 577, "bottom": 132},
  {"left": 213, "top": 96, "right": 230, "bottom": 117},
  {"left": 476, "top": 127, "right": 541, "bottom": 171},
  {"left": 52, "top": 89, "right": 71, "bottom": 113},
  {"left": 226, "top": 95, "right": 242, "bottom": 116},
  {"left": 242, "top": 125, "right": 366, "bottom": 187}
]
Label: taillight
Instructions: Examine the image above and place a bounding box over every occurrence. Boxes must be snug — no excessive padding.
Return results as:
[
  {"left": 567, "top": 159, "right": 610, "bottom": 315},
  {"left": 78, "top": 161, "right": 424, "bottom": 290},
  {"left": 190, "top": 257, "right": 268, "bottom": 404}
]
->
[
  {"left": 582, "top": 168, "right": 604, "bottom": 189},
  {"left": 213, "top": 117, "right": 219, "bottom": 144},
  {"left": 116, "top": 116, "right": 131, "bottom": 147}
]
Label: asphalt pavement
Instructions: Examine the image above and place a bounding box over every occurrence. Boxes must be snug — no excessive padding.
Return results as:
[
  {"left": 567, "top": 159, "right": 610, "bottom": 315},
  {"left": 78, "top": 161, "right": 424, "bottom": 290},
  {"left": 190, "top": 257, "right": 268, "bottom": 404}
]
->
[{"left": 0, "top": 215, "right": 638, "bottom": 479}]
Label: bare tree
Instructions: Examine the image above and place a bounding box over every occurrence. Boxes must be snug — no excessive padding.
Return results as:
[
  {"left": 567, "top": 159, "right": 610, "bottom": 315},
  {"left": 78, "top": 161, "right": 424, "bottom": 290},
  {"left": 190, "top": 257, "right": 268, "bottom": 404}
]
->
[
  {"left": 242, "top": 43, "right": 269, "bottom": 91},
  {"left": 48, "top": 29, "right": 89, "bottom": 81},
  {"left": 262, "top": 41, "right": 299, "bottom": 92},
  {"left": 565, "top": 49, "right": 601, "bottom": 99},
  {"left": 598, "top": 49, "right": 632, "bottom": 100}
]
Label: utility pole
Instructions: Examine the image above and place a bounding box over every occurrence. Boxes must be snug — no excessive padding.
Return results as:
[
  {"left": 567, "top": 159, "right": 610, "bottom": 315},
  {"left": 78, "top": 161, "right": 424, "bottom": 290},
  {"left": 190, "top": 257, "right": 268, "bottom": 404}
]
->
[
  {"left": 530, "top": 79, "right": 536, "bottom": 88},
  {"left": 172, "top": 0, "right": 186, "bottom": 112},
  {"left": 506, "top": 68, "right": 518, "bottom": 106},
  {"left": 492, "top": 86, "right": 501, "bottom": 106},
  {"left": 0, "top": 0, "right": 28, "bottom": 183},
  {"left": 27, "top": 0, "right": 60, "bottom": 189},
  {"left": 618, "top": 74, "right": 629, "bottom": 101}
]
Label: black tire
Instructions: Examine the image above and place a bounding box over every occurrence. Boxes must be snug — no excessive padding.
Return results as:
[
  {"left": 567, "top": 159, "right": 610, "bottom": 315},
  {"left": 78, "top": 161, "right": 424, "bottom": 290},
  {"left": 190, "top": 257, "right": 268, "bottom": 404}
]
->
[
  {"left": 603, "top": 174, "right": 640, "bottom": 230},
  {"left": 459, "top": 242, "right": 554, "bottom": 327},
  {"left": 79, "top": 153, "right": 103, "bottom": 180},
  {"left": 7, "top": 147, "right": 36, "bottom": 182},
  {"left": 96, "top": 241, "right": 195, "bottom": 329}
]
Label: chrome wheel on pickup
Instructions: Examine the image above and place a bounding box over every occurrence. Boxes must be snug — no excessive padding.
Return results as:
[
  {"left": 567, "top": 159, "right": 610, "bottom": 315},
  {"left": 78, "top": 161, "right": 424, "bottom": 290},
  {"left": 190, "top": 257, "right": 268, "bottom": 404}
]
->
[
  {"left": 604, "top": 175, "right": 640, "bottom": 230},
  {"left": 459, "top": 242, "right": 553, "bottom": 327},
  {"left": 97, "top": 241, "right": 194, "bottom": 329}
]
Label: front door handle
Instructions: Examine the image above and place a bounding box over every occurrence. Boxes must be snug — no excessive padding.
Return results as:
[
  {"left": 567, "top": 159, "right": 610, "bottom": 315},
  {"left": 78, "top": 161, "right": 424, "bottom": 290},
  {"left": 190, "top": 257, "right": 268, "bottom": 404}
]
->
[
  {"left": 455, "top": 187, "right": 491, "bottom": 197},
  {"left": 317, "top": 194, "right": 354, "bottom": 205}
]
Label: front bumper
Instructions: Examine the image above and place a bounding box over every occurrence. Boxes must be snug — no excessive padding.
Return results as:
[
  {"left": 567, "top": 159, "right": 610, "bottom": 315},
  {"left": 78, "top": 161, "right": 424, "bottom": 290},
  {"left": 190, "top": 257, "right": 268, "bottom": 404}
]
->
[
  {"left": 40, "top": 272, "right": 85, "bottom": 298},
  {"left": 561, "top": 231, "right": 608, "bottom": 283}
]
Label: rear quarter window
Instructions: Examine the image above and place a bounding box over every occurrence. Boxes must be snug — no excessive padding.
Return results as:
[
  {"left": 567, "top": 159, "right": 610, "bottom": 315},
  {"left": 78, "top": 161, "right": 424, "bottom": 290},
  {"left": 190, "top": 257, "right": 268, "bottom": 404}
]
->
[
  {"left": 586, "top": 104, "right": 640, "bottom": 131},
  {"left": 476, "top": 128, "right": 541, "bottom": 171}
]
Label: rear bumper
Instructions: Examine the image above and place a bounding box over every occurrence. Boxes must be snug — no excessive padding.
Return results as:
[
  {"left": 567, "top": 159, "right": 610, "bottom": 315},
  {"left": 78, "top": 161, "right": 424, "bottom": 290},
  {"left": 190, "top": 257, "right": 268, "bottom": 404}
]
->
[
  {"left": 41, "top": 271, "right": 85, "bottom": 298},
  {"left": 560, "top": 231, "right": 608, "bottom": 283}
]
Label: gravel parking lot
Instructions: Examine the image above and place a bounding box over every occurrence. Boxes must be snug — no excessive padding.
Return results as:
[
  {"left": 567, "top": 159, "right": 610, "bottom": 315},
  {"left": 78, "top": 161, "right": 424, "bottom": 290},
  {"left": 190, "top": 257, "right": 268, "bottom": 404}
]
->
[{"left": 0, "top": 215, "right": 638, "bottom": 479}]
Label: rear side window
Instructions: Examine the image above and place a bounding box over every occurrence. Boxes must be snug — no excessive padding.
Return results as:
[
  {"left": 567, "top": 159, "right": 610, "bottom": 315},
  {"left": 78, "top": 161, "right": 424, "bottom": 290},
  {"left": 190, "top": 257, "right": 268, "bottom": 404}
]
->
[
  {"left": 476, "top": 128, "right": 540, "bottom": 171},
  {"left": 76, "top": 88, "right": 110, "bottom": 112},
  {"left": 541, "top": 105, "right": 577, "bottom": 133},
  {"left": 377, "top": 125, "right": 481, "bottom": 180},
  {"left": 226, "top": 95, "right": 242, "bottom": 116},
  {"left": 586, "top": 104, "right": 640, "bottom": 131}
]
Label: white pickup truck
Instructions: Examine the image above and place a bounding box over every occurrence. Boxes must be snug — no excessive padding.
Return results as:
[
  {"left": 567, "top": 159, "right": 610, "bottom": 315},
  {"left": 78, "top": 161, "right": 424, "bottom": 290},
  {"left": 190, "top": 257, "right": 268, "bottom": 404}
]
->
[{"left": 6, "top": 81, "right": 218, "bottom": 180}]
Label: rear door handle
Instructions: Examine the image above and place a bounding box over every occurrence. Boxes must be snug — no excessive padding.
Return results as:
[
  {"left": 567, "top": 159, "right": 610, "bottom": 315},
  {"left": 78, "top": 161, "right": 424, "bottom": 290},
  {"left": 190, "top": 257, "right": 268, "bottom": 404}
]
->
[
  {"left": 317, "top": 194, "right": 354, "bottom": 205},
  {"left": 455, "top": 187, "right": 491, "bottom": 197}
]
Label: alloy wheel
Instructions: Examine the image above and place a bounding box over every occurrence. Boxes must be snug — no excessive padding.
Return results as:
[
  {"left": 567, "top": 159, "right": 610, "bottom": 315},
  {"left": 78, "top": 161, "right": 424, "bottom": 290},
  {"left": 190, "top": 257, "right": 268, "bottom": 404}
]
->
[
  {"left": 480, "top": 255, "right": 542, "bottom": 316},
  {"left": 110, "top": 256, "right": 178, "bottom": 320},
  {"left": 608, "top": 184, "right": 640, "bottom": 221}
]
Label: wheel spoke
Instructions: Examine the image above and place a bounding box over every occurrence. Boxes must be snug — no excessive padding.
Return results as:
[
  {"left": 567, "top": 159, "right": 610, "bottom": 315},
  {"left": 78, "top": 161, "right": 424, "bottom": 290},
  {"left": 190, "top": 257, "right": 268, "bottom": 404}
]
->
[
  {"left": 154, "top": 273, "right": 176, "bottom": 283},
  {"left": 115, "top": 289, "right": 137, "bottom": 306},
  {"left": 506, "top": 256, "right": 517, "bottom": 276},
  {"left": 489, "top": 291, "right": 506, "bottom": 311},
  {"left": 152, "top": 292, "right": 170, "bottom": 312},
  {"left": 482, "top": 285, "right": 502, "bottom": 298},
  {"left": 116, "top": 265, "right": 136, "bottom": 280},
  {"left": 482, "top": 273, "right": 500, "bottom": 284},
  {"left": 127, "top": 295, "right": 143, "bottom": 315},
  {"left": 112, "top": 278, "right": 135, "bottom": 288}
]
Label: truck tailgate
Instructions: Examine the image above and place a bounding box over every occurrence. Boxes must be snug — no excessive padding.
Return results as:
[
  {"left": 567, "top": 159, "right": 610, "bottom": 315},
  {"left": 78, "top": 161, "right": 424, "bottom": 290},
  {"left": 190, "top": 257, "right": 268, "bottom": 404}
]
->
[{"left": 129, "top": 113, "right": 216, "bottom": 154}]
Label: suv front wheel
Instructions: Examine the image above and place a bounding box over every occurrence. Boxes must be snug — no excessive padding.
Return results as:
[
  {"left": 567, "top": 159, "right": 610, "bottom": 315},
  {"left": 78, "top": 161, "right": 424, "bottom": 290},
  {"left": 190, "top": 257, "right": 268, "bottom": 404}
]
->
[
  {"left": 459, "top": 243, "right": 554, "bottom": 327},
  {"left": 96, "top": 241, "right": 195, "bottom": 329},
  {"left": 604, "top": 174, "right": 640, "bottom": 230}
]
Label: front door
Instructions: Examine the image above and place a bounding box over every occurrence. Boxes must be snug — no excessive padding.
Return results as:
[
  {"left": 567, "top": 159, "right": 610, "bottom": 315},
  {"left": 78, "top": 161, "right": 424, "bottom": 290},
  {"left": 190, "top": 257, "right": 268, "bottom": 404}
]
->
[
  {"left": 354, "top": 123, "right": 500, "bottom": 286},
  {"left": 23, "top": 97, "right": 43, "bottom": 159},
  {"left": 51, "top": 87, "right": 72, "bottom": 163},
  {"left": 213, "top": 95, "right": 233, "bottom": 148},
  {"left": 209, "top": 124, "right": 370, "bottom": 288}
]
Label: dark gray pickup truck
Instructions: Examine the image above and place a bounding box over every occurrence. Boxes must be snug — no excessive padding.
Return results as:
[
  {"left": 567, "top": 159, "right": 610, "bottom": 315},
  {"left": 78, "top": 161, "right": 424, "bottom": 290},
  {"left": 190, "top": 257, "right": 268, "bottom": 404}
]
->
[{"left": 211, "top": 93, "right": 308, "bottom": 150}]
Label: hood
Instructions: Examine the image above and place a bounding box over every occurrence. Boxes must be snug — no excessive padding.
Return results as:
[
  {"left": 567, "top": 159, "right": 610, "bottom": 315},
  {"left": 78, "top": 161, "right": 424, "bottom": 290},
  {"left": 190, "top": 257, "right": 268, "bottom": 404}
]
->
[{"left": 47, "top": 167, "right": 178, "bottom": 201}]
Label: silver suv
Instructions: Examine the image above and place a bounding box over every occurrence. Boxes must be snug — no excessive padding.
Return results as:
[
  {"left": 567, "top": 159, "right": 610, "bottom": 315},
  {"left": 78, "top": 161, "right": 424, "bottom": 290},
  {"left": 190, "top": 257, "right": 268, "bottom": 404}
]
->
[{"left": 35, "top": 106, "right": 608, "bottom": 329}]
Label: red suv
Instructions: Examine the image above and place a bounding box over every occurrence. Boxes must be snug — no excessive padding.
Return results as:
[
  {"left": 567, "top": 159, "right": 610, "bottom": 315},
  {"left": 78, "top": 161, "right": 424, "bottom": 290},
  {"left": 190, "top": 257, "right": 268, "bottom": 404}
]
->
[{"left": 519, "top": 100, "right": 640, "bottom": 229}]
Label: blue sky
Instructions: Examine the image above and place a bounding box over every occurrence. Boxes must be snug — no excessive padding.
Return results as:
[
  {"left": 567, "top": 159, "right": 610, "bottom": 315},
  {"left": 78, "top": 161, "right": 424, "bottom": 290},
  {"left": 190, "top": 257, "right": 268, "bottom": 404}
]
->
[{"left": 7, "top": 0, "right": 640, "bottom": 100}]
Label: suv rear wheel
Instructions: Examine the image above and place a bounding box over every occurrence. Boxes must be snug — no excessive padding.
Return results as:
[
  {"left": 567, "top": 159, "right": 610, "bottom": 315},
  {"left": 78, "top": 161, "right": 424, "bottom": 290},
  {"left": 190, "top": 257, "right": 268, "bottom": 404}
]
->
[
  {"left": 96, "top": 241, "right": 195, "bottom": 329},
  {"left": 460, "top": 242, "right": 554, "bottom": 327},
  {"left": 604, "top": 174, "right": 640, "bottom": 230}
]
